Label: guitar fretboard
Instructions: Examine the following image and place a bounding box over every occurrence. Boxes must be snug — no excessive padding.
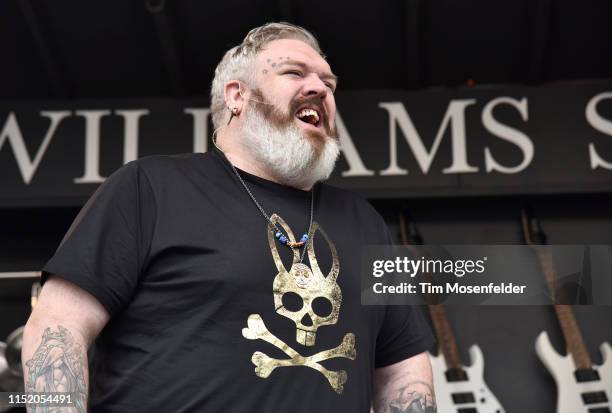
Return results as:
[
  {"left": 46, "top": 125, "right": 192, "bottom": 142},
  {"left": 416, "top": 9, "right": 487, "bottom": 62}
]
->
[
  {"left": 428, "top": 304, "right": 464, "bottom": 370},
  {"left": 522, "top": 210, "right": 592, "bottom": 370}
]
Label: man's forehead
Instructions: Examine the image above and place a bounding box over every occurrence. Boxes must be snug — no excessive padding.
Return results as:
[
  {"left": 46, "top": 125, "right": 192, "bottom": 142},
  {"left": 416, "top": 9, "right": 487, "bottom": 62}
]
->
[{"left": 256, "top": 39, "right": 333, "bottom": 73}]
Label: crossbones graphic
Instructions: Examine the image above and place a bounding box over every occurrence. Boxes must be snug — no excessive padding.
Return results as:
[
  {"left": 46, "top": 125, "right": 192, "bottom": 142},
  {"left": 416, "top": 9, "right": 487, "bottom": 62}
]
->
[{"left": 242, "top": 314, "right": 356, "bottom": 394}]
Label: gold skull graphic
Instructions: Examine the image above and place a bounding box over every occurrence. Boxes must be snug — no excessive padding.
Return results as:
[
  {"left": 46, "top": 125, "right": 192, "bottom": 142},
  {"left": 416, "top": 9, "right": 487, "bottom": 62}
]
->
[{"left": 268, "top": 214, "right": 341, "bottom": 347}]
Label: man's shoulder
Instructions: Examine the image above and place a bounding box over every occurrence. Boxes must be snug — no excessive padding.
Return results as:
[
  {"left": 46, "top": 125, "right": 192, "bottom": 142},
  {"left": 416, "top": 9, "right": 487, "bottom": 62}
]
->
[
  {"left": 131, "top": 152, "right": 207, "bottom": 171},
  {"left": 102, "top": 152, "right": 217, "bottom": 194},
  {"left": 119, "top": 152, "right": 218, "bottom": 181}
]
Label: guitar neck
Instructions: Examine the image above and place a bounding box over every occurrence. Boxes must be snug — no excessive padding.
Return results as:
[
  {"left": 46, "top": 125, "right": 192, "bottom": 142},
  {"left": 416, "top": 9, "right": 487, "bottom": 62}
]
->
[
  {"left": 522, "top": 211, "right": 592, "bottom": 369},
  {"left": 532, "top": 246, "right": 558, "bottom": 302},
  {"left": 428, "top": 304, "right": 464, "bottom": 369},
  {"left": 554, "top": 305, "right": 592, "bottom": 369}
]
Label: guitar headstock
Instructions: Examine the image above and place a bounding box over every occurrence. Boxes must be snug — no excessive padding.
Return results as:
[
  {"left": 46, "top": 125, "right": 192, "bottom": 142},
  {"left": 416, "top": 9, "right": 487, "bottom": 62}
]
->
[
  {"left": 521, "top": 206, "right": 547, "bottom": 245},
  {"left": 399, "top": 210, "right": 423, "bottom": 246}
]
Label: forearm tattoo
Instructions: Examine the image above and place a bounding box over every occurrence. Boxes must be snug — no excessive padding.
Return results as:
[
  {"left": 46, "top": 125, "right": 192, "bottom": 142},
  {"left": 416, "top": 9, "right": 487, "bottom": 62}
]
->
[
  {"left": 24, "top": 325, "right": 88, "bottom": 412},
  {"left": 376, "top": 380, "right": 436, "bottom": 413}
]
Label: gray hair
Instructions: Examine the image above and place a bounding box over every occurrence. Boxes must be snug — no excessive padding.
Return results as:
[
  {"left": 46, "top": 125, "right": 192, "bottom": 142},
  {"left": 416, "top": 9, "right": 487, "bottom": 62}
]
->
[{"left": 210, "top": 22, "right": 323, "bottom": 129}]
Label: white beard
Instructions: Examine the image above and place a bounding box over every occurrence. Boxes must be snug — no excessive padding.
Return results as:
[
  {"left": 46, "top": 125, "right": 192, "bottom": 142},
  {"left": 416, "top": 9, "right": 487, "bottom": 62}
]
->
[{"left": 239, "top": 104, "right": 340, "bottom": 189}]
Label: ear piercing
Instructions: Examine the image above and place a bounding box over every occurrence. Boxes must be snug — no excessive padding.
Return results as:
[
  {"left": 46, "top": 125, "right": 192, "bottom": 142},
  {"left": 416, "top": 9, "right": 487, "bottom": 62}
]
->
[{"left": 227, "top": 106, "right": 240, "bottom": 125}]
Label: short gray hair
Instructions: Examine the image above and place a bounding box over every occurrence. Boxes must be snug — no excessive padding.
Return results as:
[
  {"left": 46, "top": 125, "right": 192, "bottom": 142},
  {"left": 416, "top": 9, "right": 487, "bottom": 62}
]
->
[{"left": 210, "top": 22, "right": 323, "bottom": 129}]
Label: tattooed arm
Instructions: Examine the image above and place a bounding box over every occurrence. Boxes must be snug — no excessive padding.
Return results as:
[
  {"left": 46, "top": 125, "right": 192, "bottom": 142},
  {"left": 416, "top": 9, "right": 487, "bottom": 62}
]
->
[
  {"left": 22, "top": 276, "right": 110, "bottom": 412},
  {"left": 373, "top": 352, "right": 436, "bottom": 413}
]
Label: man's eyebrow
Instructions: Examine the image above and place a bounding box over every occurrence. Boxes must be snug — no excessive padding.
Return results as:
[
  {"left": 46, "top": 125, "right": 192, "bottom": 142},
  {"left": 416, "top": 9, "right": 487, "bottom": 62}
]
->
[{"left": 278, "top": 60, "right": 338, "bottom": 83}]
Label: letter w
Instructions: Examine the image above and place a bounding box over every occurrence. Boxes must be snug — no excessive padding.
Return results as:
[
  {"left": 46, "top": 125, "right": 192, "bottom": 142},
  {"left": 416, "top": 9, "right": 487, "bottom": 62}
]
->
[{"left": 0, "top": 111, "right": 70, "bottom": 184}]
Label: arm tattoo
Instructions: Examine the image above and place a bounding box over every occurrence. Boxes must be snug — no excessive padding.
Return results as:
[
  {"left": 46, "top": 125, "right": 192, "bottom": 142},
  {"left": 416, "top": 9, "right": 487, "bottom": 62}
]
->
[
  {"left": 25, "top": 326, "right": 88, "bottom": 412},
  {"left": 377, "top": 380, "right": 436, "bottom": 413}
]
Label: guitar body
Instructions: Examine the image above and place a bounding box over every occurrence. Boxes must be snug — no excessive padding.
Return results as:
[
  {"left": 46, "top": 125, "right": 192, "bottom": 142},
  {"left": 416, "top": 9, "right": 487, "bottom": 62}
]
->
[
  {"left": 536, "top": 331, "right": 612, "bottom": 412},
  {"left": 429, "top": 344, "right": 505, "bottom": 413}
]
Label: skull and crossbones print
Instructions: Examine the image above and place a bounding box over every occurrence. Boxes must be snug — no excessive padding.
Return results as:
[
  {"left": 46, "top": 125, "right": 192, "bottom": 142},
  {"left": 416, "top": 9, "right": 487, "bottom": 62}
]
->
[{"left": 242, "top": 214, "right": 356, "bottom": 394}]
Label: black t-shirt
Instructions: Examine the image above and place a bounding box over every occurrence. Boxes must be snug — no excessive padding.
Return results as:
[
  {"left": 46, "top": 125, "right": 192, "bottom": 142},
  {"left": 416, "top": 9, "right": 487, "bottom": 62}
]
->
[{"left": 42, "top": 148, "right": 434, "bottom": 412}]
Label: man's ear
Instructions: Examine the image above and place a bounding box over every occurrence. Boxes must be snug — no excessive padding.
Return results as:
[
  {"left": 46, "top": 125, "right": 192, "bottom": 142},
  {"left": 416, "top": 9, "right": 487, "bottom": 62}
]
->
[{"left": 224, "top": 80, "right": 245, "bottom": 117}]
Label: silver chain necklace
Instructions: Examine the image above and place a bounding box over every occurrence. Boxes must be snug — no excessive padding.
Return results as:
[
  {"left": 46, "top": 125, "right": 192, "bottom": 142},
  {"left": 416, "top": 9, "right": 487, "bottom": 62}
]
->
[{"left": 214, "top": 142, "right": 314, "bottom": 263}]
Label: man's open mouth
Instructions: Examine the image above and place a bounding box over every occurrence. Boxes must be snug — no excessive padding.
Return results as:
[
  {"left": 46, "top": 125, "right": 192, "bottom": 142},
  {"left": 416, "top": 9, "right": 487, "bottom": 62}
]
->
[{"left": 295, "top": 107, "right": 321, "bottom": 128}]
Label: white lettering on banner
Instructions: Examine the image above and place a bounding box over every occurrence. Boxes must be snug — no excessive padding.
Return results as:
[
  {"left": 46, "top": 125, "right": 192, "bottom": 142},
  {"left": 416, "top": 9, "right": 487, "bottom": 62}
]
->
[
  {"left": 73, "top": 109, "right": 149, "bottom": 184},
  {"left": 2, "top": 91, "right": 611, "bottom": 197},
  {"left": 335, "top": 112, "right": 375, "bottom": 177},
  {"left": 116, "top": 110, "right": 149, "bottom": 164},
  {"left": 73, "top": 110, "right": 111, "bottom": 184},
  {"left": 184, "top": 108, "right": 211, "bottom": 154},
  {"left": 378, "top": 100, "right": 479, "bottom": 175},
  {"left": 0, "top": 110, "right": 71, "bottom": 184},
  {"left": 586, "top": 92, "right": 612, "bottom": 170},
  {"left": 482, "top": 97, "right": 533, "bottom": 173}
]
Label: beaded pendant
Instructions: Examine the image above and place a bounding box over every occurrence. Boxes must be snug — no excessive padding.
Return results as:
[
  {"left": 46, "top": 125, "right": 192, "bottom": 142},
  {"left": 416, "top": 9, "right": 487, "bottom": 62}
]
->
[{"left": 275, "top": 231, "right": 309, "bottom": 249}]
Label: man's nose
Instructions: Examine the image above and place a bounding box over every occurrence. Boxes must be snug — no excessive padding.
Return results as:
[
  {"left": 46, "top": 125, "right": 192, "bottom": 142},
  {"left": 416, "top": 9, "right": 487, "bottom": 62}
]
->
[{"left": 302, "top": 74, "right": 328, "bottom": 98}]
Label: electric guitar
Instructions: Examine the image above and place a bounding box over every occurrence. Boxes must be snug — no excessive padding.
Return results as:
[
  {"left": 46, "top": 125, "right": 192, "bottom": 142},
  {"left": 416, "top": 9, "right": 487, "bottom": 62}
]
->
[
  {"left": 521, "top": 208, "right": 612, "bottom": 413},
  {"left": 399, "top": 212, "right": 505, "bottom": 413}
]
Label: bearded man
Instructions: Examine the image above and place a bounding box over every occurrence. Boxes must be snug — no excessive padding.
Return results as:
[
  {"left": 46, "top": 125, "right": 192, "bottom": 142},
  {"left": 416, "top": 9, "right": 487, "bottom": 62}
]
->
[{"left": 22, "top": 22, "right": 436, "bottom": 412}]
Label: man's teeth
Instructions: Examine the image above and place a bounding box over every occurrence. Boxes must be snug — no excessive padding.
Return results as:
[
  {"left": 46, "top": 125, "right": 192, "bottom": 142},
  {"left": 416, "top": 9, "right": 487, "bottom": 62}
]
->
[{"left": 296, "top": 108, "right": 320, "bottom": 124}]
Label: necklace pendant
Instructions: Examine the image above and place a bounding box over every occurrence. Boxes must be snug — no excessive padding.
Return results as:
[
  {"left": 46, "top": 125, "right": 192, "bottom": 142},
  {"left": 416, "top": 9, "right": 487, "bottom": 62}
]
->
[
  {"left": 292, "top": 263, "right": 313, "bottom": 288},
  {"left": 287, "top": 240, "right": 305, "bottom": 249}
]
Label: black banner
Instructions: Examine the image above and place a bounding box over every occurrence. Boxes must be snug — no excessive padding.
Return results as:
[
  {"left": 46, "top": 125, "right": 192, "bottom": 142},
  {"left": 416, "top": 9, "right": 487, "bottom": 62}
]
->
[{"left": 1, "top": 81, "right": 612, "bottom": 206}]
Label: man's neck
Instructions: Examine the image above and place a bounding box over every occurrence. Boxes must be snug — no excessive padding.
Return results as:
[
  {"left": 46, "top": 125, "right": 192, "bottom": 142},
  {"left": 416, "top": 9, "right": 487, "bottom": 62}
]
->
[{"left": 215, "top": 134, "right": 313, "bottom": 191}]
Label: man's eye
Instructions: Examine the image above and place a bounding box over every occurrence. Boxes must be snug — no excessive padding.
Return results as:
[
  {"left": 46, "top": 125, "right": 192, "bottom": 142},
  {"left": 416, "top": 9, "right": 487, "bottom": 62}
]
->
[{"left": 286, "top": 70, "right": 303, "bottom": 77}]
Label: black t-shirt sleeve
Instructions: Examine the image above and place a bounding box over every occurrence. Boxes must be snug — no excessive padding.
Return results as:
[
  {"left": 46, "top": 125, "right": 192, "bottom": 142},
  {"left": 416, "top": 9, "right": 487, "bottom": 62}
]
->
[
  {"left": 41, "top": 161, "right": 156, "bottom": 317},
  {"left": 375, "top": 305, "right": 435, "bottom": 368},
  {"left": 369, "top": 209, "right": 436, "bottom": 368}
]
